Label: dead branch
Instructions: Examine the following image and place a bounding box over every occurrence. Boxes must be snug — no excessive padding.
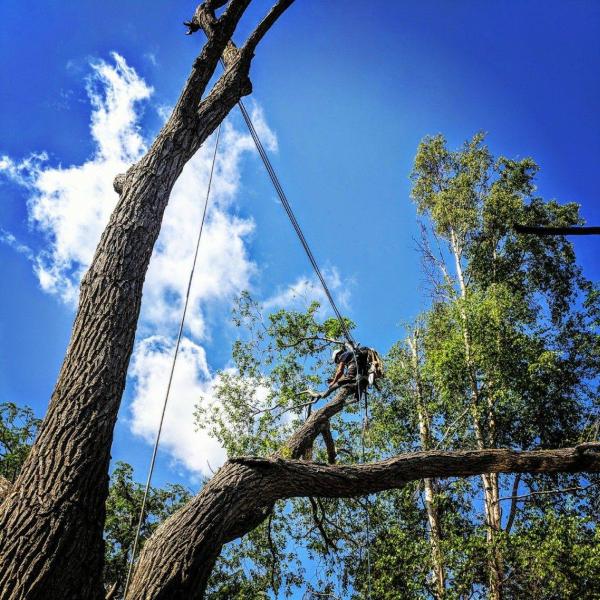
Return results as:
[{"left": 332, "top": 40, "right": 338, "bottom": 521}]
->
[{"left": 494, "top": 480, "right": 598, "bottom": 504}]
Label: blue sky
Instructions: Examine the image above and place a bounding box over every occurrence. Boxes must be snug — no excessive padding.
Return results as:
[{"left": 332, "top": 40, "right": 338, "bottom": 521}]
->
[{"left": 1, "top": 0, "right": 599, "bottom": 504}]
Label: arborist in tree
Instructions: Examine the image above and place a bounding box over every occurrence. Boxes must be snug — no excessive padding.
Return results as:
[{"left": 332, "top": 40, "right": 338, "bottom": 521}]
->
[
  {"left": 327, "top": 344, "right": 384, "bottom": 397},
  {"left": 304, "top": 344, "right": 384, "bottom": 402}
]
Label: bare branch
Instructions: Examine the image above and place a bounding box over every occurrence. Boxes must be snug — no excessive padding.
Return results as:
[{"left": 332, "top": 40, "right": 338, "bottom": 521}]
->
[
  {"left": 308, "top": 496, "right": 337, "bottom": 553},
  {"left": 504, "top": 473, "right": 521, "bottom": 534},
  {"left": 131, "top": 441, "right": 600, "bottom": 597},
  {"left": 192, "top": 1, "right": 246, "bottom": 66},
  {"left": 241, "top": 0, "right": 296, "bottom": 56},
  {"left": 279, "top": 335, "right": 344, "bottom": 350},
  {"left": 435, "top": 405, "right": 471, "bottom": 449},
  {"left": 174, "top": 0, "right": 252, "bottom": 119},
  {"left": 495, "top": 480, "right": 598, "bottom": 504},
  {"left": 279, "top": 388, "right": 355, "bottom": 460}
]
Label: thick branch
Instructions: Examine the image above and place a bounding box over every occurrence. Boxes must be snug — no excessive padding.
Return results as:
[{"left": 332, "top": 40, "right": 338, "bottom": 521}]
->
[
  {"left": 278, "top": 388, "right": 354, "bottom": 459},
  {"left": 241, "top": 0, "right": 296, "bottom": 56},
  {"left": 260, "top": 443, "right": 600, "bottom": 500},
  {"left": 129, "top": 443, "right": 600, "bottom": 598}
]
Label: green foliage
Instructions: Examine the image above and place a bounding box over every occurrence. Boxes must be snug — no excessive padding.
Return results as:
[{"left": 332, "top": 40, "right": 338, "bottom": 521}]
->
[
  {"left": 195, "top": 291, "right": 357, "bottom": 460},
  {"left": 503, "top": 510, "right": 600, "bottom": 599},
  {"left": 198, "top": 292, "right": 368, "bottom": 597},
  {"left": 353, "top": 132, "right": 600, "bottom": 599},
  {"left": 103, "top": 461, "right": 191, "bottom": 597},
  {"left": 3, "top": 133, "right": 597, "bottom": 598},
  {"left": 0, "top": 402, "right": 40, "bottom": 482}
]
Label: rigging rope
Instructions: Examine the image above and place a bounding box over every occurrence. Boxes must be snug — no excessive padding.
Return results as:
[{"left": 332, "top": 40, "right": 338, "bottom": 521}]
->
[
  {"left": 235, "top": 96, "right": 355, "bottom": 347},
  {"left": 235, "top": 91, "right": 374, "bottom": 594},
  {"left": 234, "top": 85, "right": 372, "bottom": 596},
  {"left": 122, "top": 122, "right": 223, "bottom": 598}
]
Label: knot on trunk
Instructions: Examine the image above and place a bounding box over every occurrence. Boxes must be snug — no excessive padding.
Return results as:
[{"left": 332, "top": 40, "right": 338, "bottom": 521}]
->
[{"left": 113, "top": 173, "right": 126, "bottom": 195}]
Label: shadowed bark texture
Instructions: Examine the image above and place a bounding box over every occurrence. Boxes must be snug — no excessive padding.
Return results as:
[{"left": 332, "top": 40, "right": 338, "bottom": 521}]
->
[
  {"left": 0, "top": 2, "right": 294, "bottom": 598},
  {"left": 1, "top": 2, "right": 599, "bottom": 599}
]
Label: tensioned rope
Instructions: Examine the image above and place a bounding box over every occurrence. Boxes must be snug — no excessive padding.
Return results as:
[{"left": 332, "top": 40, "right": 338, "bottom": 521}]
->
[
  {"left": 122, "top": 122, "right": 223, "bottom": 598},
  {"left": 235, "top": 96, "right": 355, "bottom": 347},
  {"left": 235, "top": 93, "right": 372, "bottom": 597}
]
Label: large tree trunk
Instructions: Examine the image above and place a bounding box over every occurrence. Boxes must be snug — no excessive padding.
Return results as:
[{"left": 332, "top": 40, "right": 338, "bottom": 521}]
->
[
  {"left": 1, "top": 4, "right": 597, "bottom": 599},
  {"left": 0, "top": 2, "right": 294, "bottom": 598}
]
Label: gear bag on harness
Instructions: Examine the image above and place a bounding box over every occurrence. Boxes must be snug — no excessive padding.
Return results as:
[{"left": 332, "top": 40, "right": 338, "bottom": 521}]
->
[{"left": 365, "top": 347, "right": 384, "bottom": 387}]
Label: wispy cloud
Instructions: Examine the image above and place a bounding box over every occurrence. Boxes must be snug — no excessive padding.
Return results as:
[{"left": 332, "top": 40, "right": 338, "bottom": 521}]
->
[
  {"left": 1, "top": 52, "right": 152, "bottom": 303},
  {"left": 0, "top": 53, "right": 346, "bottom": 478},
  {"left": 0, "top": 229, "right": 34, "bottom": 261},
  {"left": 263, "top": 266, "right": 352, "bottom": 316}
]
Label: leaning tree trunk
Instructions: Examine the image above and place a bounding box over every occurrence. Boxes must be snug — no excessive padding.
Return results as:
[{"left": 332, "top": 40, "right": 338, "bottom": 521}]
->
[{"left": 0, "top": 2, "right": 294, "bottom": 598}]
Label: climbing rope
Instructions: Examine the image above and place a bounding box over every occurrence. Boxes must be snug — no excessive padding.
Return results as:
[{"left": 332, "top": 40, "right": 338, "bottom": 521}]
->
[
  {"left": 236, "top": 94, "right": 374, "bottom": 593},
  {"left": 235, "top": 95, "right": 355, "bottom": 347},
  {"left": 236, "top": 92, "right": 374, "bottom": 594},
  {"left": 122, "top": 122, "right": 223, "bottom": 598}
]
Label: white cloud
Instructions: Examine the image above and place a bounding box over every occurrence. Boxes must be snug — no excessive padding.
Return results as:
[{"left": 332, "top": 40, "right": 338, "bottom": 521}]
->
[
  {"left": 129, "top": 336, "right": 226, "bottom": 476},
  {"left": 1, "top": 53, "right": 350, "bottom": 479},
  {"left": 1, "top": 52, "right": 152, "bottom": 303},
  {"left": 0, "top": 53, "right": 278, "bottom": 477},
  {"left": 264, "top": 266, "right": 352, "bottom": 317}
]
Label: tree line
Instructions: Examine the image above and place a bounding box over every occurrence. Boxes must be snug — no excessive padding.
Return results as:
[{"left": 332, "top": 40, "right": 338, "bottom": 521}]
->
[
  {"left": 2, "top": 133, "right": 598, "bottom": 598},
  {"left": 0, "top": 1, "right": 598, "bottom": 598}
]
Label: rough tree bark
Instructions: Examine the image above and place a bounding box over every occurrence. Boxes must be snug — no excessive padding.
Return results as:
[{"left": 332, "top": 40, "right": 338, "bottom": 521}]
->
[
  {"left": 0, "top": 2, "right": 294, "bottom": 599},
  {"left": 1, "top": 3, "right": 599, "bottom": 600}
]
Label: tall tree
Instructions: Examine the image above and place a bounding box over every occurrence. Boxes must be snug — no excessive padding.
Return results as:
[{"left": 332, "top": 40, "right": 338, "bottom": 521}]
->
[
  {"left": 0, "top": 2, "right": 295, "bottom": 598},
  {"left": 0, "top": 5, "right": 598, "bottom": 599},
  {"left": 410, "top": 133, "right": 600, "bottom": 598}
]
